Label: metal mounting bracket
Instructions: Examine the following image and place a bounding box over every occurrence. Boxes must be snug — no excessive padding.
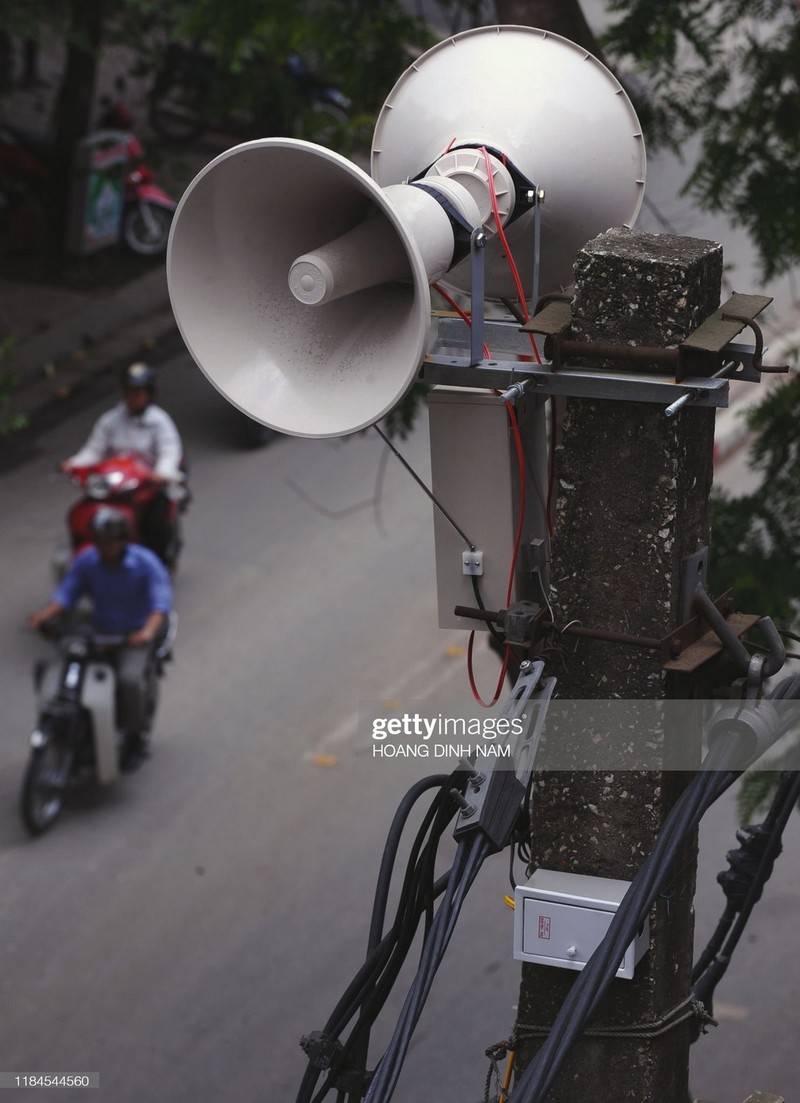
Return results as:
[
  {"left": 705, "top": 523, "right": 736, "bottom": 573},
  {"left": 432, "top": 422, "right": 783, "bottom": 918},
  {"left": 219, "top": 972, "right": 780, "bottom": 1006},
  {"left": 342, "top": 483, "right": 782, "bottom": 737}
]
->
[
  {"left": 661, "top": 591, "right": 761, "bottom": 674},
  {"left": 425, "top": 291, "right": 788, "bottom": 411},
  {"left": 452, "top": 584, "right": 785, "bottom": 680},
  {"left": 661, "top": 588, "right": 785, "bottom": 677},
  {"left": 468, "top": 228, "right": 487, "bottom": 365},
  {"left": 678, "top": 548, "right": 710, "bottom": 625},
  {"left": 452, "top": 660, "right": 556, "bottom": 850},
  {"left": 422, "top": 350, "right": 733, "bottom": 408}
]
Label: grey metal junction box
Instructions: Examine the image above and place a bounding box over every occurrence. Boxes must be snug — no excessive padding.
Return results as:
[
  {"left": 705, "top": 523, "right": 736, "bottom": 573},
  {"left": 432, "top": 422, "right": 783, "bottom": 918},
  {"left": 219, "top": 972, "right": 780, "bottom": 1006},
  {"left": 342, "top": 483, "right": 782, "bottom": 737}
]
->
[{"left": 513, "top": 868, "right": 650, "bottom": 980}]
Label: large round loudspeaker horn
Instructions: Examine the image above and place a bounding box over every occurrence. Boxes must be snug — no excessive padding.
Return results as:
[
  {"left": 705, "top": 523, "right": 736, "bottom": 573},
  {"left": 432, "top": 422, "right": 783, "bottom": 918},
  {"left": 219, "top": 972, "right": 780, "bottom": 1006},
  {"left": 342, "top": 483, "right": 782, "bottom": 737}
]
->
[
  {"left": 168, "top": 27, "right": 647, "bottom": 439},
  {"left": 372, "top": 24, "right": 647, "bottom": 301},
  {"left": 167, "top": 140, "right": 439, "bottom": 439}
]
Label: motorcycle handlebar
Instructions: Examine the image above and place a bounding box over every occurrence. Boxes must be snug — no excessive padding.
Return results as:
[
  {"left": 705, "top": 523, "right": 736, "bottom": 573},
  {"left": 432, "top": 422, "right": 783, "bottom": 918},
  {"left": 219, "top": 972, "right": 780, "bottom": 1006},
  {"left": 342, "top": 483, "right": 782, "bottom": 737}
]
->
[
  {"left": 62, "top": 461, "right": 185, "bottom": 486},
  {"left": 90, "top": 634, "right": 128, "bottom": 649},
  {"left": 38, "top": 622, "right": 127, "bottom": 650}
]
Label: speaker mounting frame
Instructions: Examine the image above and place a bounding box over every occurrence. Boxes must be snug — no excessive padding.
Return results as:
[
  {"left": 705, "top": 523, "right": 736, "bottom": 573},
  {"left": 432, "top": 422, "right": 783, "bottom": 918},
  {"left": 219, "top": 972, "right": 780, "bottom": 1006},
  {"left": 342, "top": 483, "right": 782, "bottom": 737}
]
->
[{"left": 422, "top": 312, "right": 775, "bottom": 413}]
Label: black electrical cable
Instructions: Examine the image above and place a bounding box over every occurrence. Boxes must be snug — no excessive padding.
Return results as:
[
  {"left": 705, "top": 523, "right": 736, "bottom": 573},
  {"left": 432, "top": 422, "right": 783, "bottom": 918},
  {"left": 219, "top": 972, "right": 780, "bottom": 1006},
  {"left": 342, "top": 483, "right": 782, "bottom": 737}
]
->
[
  {"left": 318, "top": 793, "right": 451, "bottom": 1031},
  {"left": 508, "top": 778, "right": 534, "bottom": 892},
  {"left": 307, "top": 877, "right": 454, "bottom": 1102},
  {"left": 337, "top": 774, "right": 456, "bottom": 1103},
  {"left": 327, "top": 871, "right": 457, "bottom": 1103},
  {"left": 471, "top": 573, "right": 507, "bottom": 650},
  {"left": 298, "top": 890, "right": 447, "bottom": 1103},
  {"left": 372, "top": 843, "right": 474, "bottom": 1085},
  {"left": 367, "top": 774, "right": 451, "bottom": 950},
  {"left": 690, "top": 761, "right": 799, "bottom": 986},
  {"left": 296, "top": 766, "right": 475, "bottom": 1103},
  {"left": 510, "top": 748, "right": 745, "bottom": 1102},
  {"left": 365, "top": 832, "right": 492, "bottom": 1102},
  {"left": 298, "top": 671, "right": 800, "bottom": 1103},
  {"left": 692, "top": 768, "right": 800, "bottom": 1016},
  {"left": 691, "top": 899, "right": 737, "bottom": 984},
  {"left": 511, "top": 675, "right": 800, "bottom": 1102},
  {"left": 711, "top": 771, "right": 800, "bottom": 962},
  {"left": 366, "top": 845, "right": 472, "bottom": 1099},
  {"left": 337, "top": 774, "right": 476, "bottom": 1102},
  {"left": 374, "top": 838, "right": 485, "bottom": 1099}
]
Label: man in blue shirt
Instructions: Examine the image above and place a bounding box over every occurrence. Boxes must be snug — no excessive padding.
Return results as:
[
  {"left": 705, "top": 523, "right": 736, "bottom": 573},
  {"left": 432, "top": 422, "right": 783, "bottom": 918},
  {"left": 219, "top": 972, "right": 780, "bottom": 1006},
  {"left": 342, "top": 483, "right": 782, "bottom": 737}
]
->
[{"left": 29, "top": 507, "right": 173, "bottom": 768}]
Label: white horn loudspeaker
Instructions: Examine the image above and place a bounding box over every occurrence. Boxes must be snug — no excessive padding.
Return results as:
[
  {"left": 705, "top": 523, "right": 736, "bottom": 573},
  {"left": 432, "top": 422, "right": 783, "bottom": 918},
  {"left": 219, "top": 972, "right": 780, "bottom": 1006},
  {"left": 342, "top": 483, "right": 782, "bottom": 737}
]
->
[{"left": 167, "top": 25, "right": 646, "bottom": 438}]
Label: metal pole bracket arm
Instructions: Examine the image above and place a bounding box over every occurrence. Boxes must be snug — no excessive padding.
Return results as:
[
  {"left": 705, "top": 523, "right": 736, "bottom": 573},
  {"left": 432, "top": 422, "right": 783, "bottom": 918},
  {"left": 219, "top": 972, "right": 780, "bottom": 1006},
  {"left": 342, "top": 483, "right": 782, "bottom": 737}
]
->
[
  {"left": 659, "top": 587, "right": 785, "bottom": 678},
  {"left": 661, "top": 591, "right": 760, "bottom": 674}
]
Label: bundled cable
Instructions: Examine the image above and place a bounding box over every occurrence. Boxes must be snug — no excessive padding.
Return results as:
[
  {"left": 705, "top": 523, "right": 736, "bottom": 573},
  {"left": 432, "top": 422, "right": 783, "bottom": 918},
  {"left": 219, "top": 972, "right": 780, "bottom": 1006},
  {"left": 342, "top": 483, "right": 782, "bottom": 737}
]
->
[
  {"left": 363, "top": 831, "right": 492, "bottom": 1102},
  {"left": 295, "top": 661, "right": 550, "bottom": 1103},
  {"left": 295, "top": 667, "right": 799, "bottom": 1103},
  {"left": 691, "top": 758, "right": 800, "bottom": 1022},
  {"left": 295, "top": 763, "right": 476, "bottom": 1103}
]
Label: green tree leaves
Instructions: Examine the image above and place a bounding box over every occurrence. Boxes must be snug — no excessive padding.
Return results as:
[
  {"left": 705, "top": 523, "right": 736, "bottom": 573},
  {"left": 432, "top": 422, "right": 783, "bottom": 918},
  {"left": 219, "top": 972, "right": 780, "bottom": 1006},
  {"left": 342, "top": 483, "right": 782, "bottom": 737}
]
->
[{"left": 604, "top": 0, "right": 800, "bottom": 280}]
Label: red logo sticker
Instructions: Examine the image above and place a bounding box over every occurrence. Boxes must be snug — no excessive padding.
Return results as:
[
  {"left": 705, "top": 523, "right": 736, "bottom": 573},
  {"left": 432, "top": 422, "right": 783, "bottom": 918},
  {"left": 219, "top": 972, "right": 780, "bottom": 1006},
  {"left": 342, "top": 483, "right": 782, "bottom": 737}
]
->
[{"left": 538, "top": 915, "right": 551, "bottom": 940}]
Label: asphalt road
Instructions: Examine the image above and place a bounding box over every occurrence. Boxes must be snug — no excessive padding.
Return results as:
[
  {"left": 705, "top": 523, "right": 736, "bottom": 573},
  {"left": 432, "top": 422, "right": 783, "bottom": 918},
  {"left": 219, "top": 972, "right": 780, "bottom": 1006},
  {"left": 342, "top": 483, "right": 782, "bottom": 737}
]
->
[
  {"left": 0, "top": 354, "right": 797, "bottom": 1103},
  {"left": 0, "top": 358, "right": 526, "bottom": 1103}
]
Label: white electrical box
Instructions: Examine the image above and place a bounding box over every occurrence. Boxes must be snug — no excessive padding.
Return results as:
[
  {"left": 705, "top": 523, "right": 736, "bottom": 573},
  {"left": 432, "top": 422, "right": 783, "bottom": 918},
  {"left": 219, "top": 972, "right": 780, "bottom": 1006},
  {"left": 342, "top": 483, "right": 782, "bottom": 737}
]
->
[
  {"left": 513, "top": 869, "right": 649, "bottom": 980},
  {"left": 427, "top": 387, "right": 548, "bottom": 630}
]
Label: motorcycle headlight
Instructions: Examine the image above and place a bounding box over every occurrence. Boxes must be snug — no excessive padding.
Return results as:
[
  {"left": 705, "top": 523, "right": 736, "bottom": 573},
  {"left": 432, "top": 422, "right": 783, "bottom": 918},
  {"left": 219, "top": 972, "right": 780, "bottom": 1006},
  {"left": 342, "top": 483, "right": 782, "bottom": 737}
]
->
[{"left": 86, "top": 473, "right": 110, "bottom": 499}]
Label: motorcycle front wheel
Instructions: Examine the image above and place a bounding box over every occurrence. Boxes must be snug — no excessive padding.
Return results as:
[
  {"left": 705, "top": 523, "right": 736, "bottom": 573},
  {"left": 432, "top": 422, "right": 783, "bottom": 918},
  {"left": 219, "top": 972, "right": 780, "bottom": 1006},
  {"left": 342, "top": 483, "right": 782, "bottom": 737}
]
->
[
  {"left": 122, "top": 203, "right": 173, "bottom": 256},
  {"left": 20, "top": 740, "right": 73, "bottom": 836}
]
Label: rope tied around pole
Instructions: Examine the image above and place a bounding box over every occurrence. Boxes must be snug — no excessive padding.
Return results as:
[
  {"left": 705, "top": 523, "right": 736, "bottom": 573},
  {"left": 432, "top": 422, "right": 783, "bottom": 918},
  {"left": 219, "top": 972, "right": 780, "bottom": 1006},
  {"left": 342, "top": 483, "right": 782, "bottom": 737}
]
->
[
  {"left": 483, "top": 997, "right": 717, "bottom": 1101},
  {"left": 484, "top": 1035, "right": 517, "bottom": 1103},
  {"left": 514, "top": 994, "right": 716, "bottom": 1042}
]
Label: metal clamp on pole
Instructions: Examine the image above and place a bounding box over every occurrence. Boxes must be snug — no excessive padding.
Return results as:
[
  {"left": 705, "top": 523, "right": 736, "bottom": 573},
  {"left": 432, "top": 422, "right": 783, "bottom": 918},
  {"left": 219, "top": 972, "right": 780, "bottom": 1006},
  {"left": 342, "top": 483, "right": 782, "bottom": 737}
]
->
[
  {"left": 453, "top": 660, "right": 556, "bottom": 851},
  {"left": 690, "top": 589, "right": 786, "bottom": 680}
]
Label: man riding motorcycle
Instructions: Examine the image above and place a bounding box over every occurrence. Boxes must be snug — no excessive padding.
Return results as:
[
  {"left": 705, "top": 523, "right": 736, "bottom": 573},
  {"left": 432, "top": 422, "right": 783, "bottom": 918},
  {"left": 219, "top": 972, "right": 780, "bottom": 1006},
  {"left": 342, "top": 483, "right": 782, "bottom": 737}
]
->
[
  {"left": 61, "top": 361, "right": 185, "bottom": 563},
  {"left": 28, "top": 507, "right": 173, "bottom": 770}
]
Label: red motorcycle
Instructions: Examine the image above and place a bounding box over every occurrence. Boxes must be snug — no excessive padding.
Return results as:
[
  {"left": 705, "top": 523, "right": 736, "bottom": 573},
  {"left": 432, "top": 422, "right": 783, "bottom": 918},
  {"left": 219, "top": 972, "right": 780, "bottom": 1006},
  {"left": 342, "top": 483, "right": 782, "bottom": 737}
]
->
[
  {"left": 54, "top": 454, "right": 188, "bottom": 577},
  {"left": 98, "top": 100, "right": 177, "bottom": 256},
  {"left": 0, "top": 97, "right": 176, "bottom": 256}
]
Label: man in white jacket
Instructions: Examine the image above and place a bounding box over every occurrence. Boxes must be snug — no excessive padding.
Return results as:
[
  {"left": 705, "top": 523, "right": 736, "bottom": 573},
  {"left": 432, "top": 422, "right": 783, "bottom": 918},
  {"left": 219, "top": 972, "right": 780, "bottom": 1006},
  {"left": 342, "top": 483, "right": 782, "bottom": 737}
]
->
[{"left": 62, "top": 362, "right": 185, "bottom": 561}]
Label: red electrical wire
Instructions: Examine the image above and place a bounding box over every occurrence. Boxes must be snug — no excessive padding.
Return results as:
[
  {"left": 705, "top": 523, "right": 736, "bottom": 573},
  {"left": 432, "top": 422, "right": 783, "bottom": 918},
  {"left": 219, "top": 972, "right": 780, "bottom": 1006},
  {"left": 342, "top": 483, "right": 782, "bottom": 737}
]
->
[
  {"left": 434, "top": 151, "right": 551, "bottom": 706},
  {"left": 467, "top": 629, "right": 510, "bottom": 705},
  {"left": 480, "top": 145, "right": 557, "bottom": 536},
  {"left": 479, "top": 146, "right": 542, "bottom": 365}
]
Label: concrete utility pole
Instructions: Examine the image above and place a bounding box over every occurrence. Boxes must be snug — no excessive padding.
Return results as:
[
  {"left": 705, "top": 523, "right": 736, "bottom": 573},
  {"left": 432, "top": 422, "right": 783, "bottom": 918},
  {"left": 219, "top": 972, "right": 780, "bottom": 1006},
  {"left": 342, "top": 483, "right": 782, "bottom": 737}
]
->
[{"left": 514, "top": 228, "right": 723, "bottom": 1102}]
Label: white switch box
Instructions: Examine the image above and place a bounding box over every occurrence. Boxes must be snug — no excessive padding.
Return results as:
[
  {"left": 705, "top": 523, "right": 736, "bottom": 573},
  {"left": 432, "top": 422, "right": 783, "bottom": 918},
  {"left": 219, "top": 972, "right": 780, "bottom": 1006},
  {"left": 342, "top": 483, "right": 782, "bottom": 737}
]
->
[
  {"left": 427, "top": 387, "right": 548, "bottom": 630},
  {"left": 513, "top": 869, "right": 649, "bottom": 980}
]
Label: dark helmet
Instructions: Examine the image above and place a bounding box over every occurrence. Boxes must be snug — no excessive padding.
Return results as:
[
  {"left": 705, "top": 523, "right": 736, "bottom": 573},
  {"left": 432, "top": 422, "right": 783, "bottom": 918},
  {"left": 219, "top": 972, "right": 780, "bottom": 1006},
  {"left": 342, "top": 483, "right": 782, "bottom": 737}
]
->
[
  {"left": 121, "top": 361, "right": 157, "bottom": 393},
  {"left": 91, "top": 506, "right": 130, "bottom": 543}
]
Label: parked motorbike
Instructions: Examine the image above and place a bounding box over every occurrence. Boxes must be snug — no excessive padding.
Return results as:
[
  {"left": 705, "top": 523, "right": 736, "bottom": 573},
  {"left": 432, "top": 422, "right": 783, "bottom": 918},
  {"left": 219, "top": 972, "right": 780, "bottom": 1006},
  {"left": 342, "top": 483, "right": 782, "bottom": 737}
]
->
[
  {"left": 0, "top": 98, "right": 175, "bottom": 256},
  {"left": 148, "top": 43, "right": 350, "bottom": 146},
  {"left": 54, "top": 454, "right": 189, "bottom": 578},
  {"left": 20, "top": 618, "right": 176, "bottom": 836},
  {"left": 97, "top": 97, "right": 177, "bottom": 256}
]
